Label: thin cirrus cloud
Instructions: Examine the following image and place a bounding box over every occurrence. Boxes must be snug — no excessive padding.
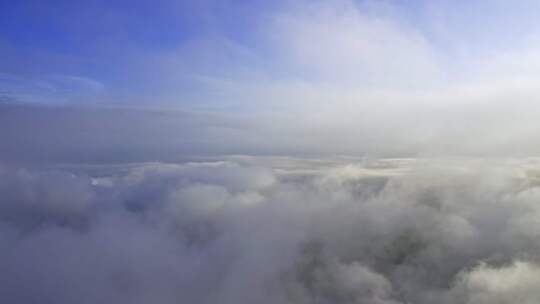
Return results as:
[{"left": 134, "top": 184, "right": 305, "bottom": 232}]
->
[{"left": 0, "top": 73, "right": 105, "bottom": 104}]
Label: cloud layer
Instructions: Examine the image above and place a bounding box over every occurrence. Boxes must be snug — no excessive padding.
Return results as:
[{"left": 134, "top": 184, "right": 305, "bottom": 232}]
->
[{"left": 2, "top": 157, "right": 540, "bottom": 303}]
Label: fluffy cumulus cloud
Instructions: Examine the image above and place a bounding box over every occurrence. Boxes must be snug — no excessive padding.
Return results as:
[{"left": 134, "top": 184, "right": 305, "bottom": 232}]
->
[{"left": 1, "top": 157, "right": 540, "bottom": 303}]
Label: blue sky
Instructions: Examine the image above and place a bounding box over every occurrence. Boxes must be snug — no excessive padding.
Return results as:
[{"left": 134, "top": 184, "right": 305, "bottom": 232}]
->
[
  {"left": 2, "top": 0, "right": 540, "bottom": 108},
  {"left": 3, "top": 0, "right": 540, "bottom": 160},
  {"left": 0, "top": 0, "right": 285, "bottom": 106}
]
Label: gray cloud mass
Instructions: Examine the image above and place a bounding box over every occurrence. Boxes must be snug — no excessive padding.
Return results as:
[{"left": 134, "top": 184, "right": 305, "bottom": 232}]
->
[{"left": 1, "top": 157, "right": 540, "bottom": 303}]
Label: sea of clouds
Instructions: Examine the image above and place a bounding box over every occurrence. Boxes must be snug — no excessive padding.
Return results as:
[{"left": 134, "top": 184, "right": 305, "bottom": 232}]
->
[{"left": 1, "top": 156, "right": 540, "bottom": 303}]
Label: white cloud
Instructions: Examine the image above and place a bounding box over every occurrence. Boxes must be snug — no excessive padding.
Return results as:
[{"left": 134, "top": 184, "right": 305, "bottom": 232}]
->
[{"left": 268, "top": 0, "right": 440, "bottom": 88}]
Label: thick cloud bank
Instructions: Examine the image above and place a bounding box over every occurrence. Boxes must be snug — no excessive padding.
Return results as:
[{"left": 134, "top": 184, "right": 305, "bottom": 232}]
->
[{"left": 1, "top": 157, "right": 540, "bottom": 303}]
